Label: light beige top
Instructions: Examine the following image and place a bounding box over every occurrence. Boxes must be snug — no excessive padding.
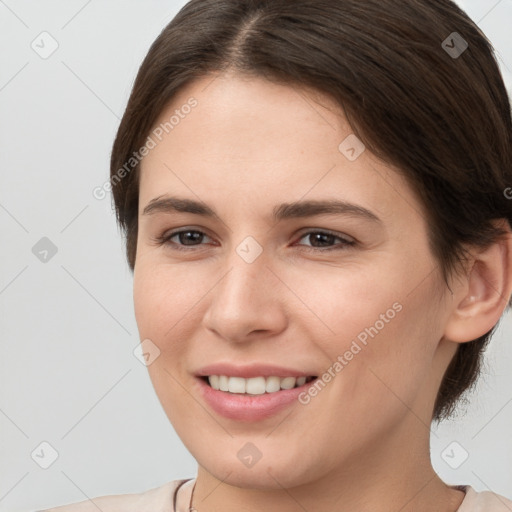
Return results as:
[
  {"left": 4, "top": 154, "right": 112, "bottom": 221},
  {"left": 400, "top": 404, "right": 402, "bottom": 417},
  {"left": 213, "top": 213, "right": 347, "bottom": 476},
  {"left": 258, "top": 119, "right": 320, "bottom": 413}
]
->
[{"left": 39, "top": 478, "right": 512, "bottom": 511}]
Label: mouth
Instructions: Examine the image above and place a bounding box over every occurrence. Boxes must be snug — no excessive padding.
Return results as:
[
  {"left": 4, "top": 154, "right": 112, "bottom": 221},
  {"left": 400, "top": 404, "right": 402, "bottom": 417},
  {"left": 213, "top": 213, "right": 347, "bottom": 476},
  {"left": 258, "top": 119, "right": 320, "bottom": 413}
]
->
[
  {"left": 195, "top": 372, "right": 320, "bottom": 421},
  {"left": 199, "top": 375, "right": 318, "bottom": 395}
]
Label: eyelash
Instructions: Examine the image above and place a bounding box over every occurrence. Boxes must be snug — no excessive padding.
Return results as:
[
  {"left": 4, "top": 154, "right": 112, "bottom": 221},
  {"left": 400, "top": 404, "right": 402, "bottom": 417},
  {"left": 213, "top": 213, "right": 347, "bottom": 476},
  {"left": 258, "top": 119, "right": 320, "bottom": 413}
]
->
[{"left": 152, "top": 228, "right": 356, "bottom": 253}]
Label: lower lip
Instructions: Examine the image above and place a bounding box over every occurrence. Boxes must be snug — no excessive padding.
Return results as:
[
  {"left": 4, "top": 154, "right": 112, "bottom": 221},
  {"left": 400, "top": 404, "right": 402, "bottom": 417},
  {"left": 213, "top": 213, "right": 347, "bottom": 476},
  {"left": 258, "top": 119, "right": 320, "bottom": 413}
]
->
[{"left": 196, "top": 377, "right": 316, "bottom": 422}]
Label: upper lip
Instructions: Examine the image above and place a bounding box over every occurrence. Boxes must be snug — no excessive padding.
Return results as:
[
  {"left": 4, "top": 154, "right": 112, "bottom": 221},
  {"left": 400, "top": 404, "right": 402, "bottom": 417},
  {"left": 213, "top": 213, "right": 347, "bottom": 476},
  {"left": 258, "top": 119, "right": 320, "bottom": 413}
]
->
[{"left": 195, "top": 363, "right": 317, "bottom": 379}]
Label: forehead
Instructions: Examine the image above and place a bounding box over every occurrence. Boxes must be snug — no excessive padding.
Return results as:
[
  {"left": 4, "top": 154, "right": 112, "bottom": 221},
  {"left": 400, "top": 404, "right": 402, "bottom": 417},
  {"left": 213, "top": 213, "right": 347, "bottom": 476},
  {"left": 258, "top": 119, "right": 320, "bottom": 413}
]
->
[{"left": 138, "top": 72, "right": 426, "bottom": 228}]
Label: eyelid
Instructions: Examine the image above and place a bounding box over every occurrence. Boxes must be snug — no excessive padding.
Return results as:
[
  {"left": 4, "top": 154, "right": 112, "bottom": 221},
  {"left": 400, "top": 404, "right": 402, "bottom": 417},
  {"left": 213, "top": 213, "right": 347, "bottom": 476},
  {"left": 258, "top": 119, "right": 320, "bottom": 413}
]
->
[
  {"left": 153, "top": 226, "right": 356, "bottom": 252},
  {"left": 293, "top": 229, "right": 356, "bottom": 252},
  {"left": 295, "top": 227, "right": 355, "bottom": 243},
  {"left": 154, "top": 227, "right": 215, "bottom": 251}
]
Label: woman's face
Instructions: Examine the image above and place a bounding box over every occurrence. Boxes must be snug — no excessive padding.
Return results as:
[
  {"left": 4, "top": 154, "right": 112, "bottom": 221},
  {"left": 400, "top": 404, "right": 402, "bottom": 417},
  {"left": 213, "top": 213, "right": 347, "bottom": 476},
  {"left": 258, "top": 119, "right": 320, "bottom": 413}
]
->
[{"left": 133, "top": 72, "right": 456, "bottom": 488}]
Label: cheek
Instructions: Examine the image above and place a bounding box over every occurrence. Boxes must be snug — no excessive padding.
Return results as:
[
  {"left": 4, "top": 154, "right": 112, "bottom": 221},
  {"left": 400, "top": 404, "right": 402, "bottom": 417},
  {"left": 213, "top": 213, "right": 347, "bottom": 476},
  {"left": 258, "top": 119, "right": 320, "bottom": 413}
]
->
[
  {"left": 342, "top": 292, "right": 441, "bottom": 421},
  {"left": 285, "top": 262, "right": 407, "bottom": 346},
  {"left": 133, "top": 262, "right": 201, "bottom": 339},
  {"left": 306, "top": 264, "right": 442, "bottom": 405},
  {"left": 133, "top": 263, "right": 197, "bottom": 421}
]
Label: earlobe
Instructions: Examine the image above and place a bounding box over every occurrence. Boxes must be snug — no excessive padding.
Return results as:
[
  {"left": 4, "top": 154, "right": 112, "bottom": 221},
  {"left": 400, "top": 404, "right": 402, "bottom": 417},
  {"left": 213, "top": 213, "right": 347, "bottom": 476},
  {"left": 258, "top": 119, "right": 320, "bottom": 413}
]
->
[{"left": 443, "top": 226, "right": 512, "bottom": 344}]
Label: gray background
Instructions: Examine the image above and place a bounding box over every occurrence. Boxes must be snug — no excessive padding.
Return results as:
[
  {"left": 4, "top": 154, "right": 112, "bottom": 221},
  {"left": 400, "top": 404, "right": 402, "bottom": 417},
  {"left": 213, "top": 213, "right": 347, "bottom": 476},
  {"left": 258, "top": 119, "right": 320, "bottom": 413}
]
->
[{"left": 0, "top": 1, "right": 511, "bottom": 511}]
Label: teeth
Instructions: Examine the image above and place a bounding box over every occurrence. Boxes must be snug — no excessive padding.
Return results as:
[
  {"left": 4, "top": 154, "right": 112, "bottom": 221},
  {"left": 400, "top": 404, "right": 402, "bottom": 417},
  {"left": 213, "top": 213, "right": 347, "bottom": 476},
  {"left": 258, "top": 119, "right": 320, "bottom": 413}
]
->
[
  {"left": 228, "top": 376, "right": 246, "bottom": 393},
  {"left": 265, "top": 376, "right": 281, "bottom": 393},
  {"left": 209, "top": 375, "right": 220, "bottom": 389},
  {"left": 219, "top": 375, "right": 229, "bottom": 392},
  {"left": 207, "top": 375, "right": 313, "bottom": 394},
  {"left": 247, "top": 376, "right": 266, "bottom": 394}
]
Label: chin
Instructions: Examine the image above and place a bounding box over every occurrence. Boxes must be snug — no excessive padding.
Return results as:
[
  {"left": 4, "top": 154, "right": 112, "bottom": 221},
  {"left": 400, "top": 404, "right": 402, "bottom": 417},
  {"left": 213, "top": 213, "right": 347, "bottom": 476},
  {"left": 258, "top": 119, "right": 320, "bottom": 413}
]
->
[{"left": 197, "top": 450, "right": 323, "bottom": 490}]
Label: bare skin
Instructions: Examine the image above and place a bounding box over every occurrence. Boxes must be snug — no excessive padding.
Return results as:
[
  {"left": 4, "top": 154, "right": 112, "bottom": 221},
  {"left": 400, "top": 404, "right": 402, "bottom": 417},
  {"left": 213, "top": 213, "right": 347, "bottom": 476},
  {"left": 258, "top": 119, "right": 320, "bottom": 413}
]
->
[{"left": 133, "top": 71, "right": 512, "bottom": 512}]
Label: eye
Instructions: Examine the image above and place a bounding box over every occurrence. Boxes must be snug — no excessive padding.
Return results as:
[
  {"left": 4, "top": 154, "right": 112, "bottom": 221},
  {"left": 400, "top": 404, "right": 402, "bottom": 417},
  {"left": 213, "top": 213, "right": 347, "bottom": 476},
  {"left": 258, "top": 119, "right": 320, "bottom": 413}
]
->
[
  {"left": 294, "top": 230, "right": 356, "bottom": 252},
  {"left": 153, "top": 228, "right": 213, "bottom": 251},
  {"left": 152, "top": 228, "right": 356, "bottom": 252}
]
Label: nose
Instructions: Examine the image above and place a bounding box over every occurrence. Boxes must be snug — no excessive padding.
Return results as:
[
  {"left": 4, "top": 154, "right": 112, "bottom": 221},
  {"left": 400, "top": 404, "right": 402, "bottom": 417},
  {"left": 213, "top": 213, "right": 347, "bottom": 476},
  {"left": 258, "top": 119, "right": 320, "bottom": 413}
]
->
[{"left": 202, "top": 248, "right": 288, "bottom": 343}]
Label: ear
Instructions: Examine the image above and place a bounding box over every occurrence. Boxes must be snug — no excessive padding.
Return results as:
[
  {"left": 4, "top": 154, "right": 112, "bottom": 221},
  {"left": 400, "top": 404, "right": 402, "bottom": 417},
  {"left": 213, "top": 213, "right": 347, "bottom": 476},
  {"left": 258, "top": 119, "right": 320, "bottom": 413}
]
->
[{"left": 443, "top": 220, "right": 512, "bottom": 343}]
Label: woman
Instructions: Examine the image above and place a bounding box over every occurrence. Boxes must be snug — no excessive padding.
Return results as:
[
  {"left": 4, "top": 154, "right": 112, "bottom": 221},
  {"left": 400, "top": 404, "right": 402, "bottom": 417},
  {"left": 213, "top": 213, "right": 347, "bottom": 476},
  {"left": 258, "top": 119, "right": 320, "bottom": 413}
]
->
[{"left": 44, "top": 0, "right": 512, "bottom": 510}]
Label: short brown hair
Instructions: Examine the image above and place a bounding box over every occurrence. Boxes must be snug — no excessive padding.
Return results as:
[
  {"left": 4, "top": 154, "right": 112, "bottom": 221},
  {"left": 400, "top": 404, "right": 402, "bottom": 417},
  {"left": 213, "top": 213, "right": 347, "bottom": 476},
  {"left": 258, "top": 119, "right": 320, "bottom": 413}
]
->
[{"left": 110, "top": 0, "right": 512, "bottom": 421}]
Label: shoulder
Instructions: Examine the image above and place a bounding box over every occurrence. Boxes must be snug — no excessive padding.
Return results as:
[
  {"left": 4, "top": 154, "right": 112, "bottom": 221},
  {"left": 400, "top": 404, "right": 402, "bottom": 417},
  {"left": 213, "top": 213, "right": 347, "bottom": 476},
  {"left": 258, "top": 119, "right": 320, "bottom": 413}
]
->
[
  {"left": 458, "top": 485, "right": 512, "bottom": 511},
  {"left": 38, "top": 478, "right": 192, "bottom": 512}
]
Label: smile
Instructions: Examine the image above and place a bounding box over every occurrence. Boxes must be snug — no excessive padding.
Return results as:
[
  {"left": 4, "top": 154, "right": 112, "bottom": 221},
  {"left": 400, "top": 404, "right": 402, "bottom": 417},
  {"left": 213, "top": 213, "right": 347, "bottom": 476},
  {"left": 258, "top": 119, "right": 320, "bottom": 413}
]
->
[
  {"left": 204, "top": 375, "right": 317, "bottom": 394},
  {"left": 196, "top": 374, "right": 319, "bottom": 422}
]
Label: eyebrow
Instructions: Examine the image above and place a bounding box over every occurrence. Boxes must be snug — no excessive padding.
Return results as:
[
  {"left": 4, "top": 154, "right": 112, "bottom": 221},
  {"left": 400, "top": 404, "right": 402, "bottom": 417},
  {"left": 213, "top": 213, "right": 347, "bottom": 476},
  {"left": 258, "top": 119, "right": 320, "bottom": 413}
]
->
[{"left": 142, "top": 195, "right": 382, "bottom": 224}]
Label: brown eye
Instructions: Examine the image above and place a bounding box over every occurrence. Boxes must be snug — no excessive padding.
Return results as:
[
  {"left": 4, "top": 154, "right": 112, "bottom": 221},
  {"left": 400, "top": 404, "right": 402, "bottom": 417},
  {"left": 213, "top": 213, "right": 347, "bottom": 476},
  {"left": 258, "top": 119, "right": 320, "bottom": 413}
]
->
[
  {"left": 171, "top": 230, "right": 207, "bottom": 246},
  {"left": 295, "top": 230, "right": 355, "bottom": 251},
  {"left": 154, "top": 229, "right": 213, "bottom": 251}
]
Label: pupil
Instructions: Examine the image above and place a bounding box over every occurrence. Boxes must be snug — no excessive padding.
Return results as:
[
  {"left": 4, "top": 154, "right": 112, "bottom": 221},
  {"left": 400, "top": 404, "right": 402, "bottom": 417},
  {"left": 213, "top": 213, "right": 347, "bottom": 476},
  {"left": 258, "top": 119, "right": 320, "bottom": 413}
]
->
[
  {"left": 181, "top": 231, "right": 202, "bottom": 245},
  {"left": 311, "top": 233, "right": 334, "bottom": 247}
]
